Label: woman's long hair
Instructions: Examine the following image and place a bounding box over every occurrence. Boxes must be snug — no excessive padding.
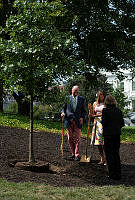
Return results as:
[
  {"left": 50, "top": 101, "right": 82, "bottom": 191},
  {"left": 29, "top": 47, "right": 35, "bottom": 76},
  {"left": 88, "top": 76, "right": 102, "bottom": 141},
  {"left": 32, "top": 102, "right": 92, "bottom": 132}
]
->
[{"left": 96, "top": 90, "right": 106, "bottom": 104}]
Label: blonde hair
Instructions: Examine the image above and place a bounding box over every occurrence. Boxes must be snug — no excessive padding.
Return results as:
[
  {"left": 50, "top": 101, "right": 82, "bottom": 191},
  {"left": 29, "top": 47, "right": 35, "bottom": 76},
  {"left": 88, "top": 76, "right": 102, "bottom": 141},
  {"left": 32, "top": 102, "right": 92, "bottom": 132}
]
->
[{"left": 104, "top": 94, "right": 117, "bottom": 107}]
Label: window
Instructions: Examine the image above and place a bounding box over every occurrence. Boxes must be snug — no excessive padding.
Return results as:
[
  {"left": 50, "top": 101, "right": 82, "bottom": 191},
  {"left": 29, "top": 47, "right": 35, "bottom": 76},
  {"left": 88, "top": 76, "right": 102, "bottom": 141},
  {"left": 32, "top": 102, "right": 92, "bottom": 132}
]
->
[
  {"left": 120, "top": 82, "right": 124, "bottom": 91},
  {"left": 132, "top": 81, "right": 135, "bottom": 91},
  {"left": 132, "top": 100, "right": 135, "bottom": 111}
]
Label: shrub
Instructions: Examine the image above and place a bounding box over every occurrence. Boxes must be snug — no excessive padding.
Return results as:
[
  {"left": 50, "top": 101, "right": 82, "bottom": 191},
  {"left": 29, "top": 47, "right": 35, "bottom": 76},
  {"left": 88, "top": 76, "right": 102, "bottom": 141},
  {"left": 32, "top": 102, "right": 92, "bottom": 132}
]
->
[
  {"left": 33, "top": 104, "right": 53, "bottom": 120},
  {"left": 4, "top": 102, "right": 18, "bottom": 114},
  {"left": 121, "top": 126, "right": 135, "bottom": 143},
  {"left": 122, "top": 126, "right": 135, "bottom": 135}
]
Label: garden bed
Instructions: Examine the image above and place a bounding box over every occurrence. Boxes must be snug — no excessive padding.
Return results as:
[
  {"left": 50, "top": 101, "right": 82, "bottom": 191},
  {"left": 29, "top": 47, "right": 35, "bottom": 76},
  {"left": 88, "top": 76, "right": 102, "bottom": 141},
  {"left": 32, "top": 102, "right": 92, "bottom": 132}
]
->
[{"left": 0, "top": 126, "right": 135, "bottom": 187}]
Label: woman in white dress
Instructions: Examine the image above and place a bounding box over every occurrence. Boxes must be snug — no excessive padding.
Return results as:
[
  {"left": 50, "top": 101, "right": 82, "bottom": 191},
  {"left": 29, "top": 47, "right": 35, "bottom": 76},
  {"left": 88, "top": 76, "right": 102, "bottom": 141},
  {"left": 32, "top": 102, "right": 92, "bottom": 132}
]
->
[{"left": 91, "top": 90, "right": 106, "bottom": 165}]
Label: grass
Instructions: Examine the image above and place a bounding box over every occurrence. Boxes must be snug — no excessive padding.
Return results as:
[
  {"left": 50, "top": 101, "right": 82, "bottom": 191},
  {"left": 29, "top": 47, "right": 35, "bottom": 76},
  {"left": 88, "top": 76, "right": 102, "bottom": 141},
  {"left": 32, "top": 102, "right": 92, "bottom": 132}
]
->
[
  {"left": 0, "top": 179, "right": 135, "bottom": 200},
  {"left": 0, "top": 113, "right": 135, "bottom": 199},
  {"left": 0, "top": 113, "right": 91, "bottom": 135}
]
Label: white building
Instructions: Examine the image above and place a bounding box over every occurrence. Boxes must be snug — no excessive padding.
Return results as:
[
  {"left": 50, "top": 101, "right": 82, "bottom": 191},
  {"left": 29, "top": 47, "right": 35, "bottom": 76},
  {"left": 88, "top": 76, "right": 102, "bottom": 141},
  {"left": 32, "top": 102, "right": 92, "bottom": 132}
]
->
[{"left": 106, "top": 70, "right": 135, "bottom": 111}]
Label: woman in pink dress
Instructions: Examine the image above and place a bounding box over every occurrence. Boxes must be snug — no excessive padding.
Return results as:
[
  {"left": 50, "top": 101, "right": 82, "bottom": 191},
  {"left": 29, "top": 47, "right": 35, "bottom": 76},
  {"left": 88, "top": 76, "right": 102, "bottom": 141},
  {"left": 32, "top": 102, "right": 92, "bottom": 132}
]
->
[{"left": 91, "top": 90, "right": 106, "bottom": 165}]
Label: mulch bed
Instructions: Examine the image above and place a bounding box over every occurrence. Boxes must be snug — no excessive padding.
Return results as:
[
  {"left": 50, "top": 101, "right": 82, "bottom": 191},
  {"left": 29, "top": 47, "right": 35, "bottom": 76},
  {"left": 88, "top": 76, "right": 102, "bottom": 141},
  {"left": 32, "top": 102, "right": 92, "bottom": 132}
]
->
[{"left": 0, "top": 125, "right": 135, "bottom": 187}]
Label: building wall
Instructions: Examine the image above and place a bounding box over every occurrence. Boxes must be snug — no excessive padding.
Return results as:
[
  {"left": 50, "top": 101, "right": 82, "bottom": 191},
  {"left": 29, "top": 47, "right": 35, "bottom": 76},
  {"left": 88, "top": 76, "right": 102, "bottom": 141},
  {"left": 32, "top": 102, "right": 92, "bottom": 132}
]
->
[{"left": 106, "top": 71, "right": 135, "bottom": 111}]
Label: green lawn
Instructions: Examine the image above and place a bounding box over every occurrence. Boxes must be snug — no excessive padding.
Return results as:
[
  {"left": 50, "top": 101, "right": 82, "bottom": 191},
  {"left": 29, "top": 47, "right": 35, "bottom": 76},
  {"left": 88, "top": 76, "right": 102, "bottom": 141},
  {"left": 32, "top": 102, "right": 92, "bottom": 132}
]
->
[
  {"left": 0, "top": 113, "right": 135, "bottom": 199},
  {"left": 0, "top": 179, "right": 135, "bottom": 200}
]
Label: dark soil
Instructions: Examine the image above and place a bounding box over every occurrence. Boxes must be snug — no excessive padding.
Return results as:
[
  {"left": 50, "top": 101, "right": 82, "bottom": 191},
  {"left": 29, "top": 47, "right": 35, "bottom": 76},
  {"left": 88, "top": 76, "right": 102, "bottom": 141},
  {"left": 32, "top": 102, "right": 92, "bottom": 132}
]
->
[{"left": 0, "top": 125, "right": 135, "bottom": 187}]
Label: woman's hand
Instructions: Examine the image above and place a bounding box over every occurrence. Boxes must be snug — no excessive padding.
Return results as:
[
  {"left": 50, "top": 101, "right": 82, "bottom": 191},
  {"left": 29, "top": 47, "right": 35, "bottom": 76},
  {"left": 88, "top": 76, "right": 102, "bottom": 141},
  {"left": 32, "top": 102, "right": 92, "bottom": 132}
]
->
[
  {"left": 91, "top": 114, "right": 96, "bottom": 118},
  {"left": 79, "top": 118, "right": 83, "bottom": 125}
]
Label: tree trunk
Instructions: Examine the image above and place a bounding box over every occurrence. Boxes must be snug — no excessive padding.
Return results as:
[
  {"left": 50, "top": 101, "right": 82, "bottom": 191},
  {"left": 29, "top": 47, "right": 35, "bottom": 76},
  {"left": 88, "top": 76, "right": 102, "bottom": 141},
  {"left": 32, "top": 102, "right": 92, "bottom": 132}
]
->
[
  {"left": 0, "top": 81, "right": 3, "bottom": 112},
  {"left": 29, "top": 92, "right": 35, "bottom": 162}
]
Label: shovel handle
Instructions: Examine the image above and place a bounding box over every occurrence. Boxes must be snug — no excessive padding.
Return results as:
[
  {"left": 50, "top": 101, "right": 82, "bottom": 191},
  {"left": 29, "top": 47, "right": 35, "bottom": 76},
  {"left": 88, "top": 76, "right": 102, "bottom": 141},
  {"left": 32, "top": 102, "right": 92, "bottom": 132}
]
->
[
  {"left": 61, "top": 116, "right": 64, "bottom": 156},
  {"left": 87, "top": 104, "right": 92, "bottom": 137},
  {"left": 62, "top": 116, "right": 64, "bottom": 136},
  {"left": 86, "top": 104, "right": 92, "bottom": 157}
]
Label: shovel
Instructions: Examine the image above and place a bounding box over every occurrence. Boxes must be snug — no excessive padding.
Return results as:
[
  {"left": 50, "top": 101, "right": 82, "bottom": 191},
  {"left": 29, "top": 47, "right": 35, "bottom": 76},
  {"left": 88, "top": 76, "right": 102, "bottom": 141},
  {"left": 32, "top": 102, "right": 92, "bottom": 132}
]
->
[
  {"left": 80, "top": 104, "right": 92, "bottom": 162},
  {"left": 89, "top": 121, "right": 97, "bottom": 162},
  {"left": 61, "top": 116, "right": 64, "bottom": 156}
]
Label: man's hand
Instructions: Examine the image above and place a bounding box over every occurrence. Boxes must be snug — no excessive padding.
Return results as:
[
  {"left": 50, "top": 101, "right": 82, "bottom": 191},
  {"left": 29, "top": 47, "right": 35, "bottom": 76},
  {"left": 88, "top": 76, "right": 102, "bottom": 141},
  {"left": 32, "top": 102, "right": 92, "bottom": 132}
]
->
[{"left": 61, "top": 113, "right": 65, "bottom": 118}]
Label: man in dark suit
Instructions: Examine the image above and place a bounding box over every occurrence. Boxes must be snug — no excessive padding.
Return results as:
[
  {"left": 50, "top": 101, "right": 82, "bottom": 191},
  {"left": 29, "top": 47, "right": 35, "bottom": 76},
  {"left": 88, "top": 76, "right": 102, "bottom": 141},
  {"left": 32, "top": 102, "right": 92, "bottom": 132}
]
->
[{"left": 61, "top": 85, "right": 86, "bottom": 161}]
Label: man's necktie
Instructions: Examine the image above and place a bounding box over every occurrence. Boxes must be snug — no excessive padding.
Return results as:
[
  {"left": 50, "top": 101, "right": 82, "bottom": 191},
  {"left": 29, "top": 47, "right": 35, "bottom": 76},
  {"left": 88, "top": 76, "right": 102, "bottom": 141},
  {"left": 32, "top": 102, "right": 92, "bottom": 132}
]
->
[{"left": 73, "top": 97, "right": 77, "bottom": 111}]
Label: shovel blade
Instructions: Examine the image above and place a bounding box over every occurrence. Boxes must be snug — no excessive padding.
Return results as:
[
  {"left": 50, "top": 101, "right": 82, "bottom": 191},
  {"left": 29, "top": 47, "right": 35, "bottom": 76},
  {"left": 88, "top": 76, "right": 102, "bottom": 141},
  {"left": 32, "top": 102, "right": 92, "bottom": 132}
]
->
[{"left": 80, "top": 154, "right": 91, "bottom": 162}]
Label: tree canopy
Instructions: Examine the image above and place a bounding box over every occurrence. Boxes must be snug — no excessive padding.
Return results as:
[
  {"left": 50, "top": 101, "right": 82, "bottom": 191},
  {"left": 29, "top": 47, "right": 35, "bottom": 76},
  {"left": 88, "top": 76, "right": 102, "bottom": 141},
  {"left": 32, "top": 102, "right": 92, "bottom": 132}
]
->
[
  {"left": 62, "top": 0, "right": 135, "bottom": 75},
  {"left": 0, "top": 0, "right": 134, "bottom": 105},
  {"left": 0, "top": 0, "right": 75, "bottom": 99}
]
